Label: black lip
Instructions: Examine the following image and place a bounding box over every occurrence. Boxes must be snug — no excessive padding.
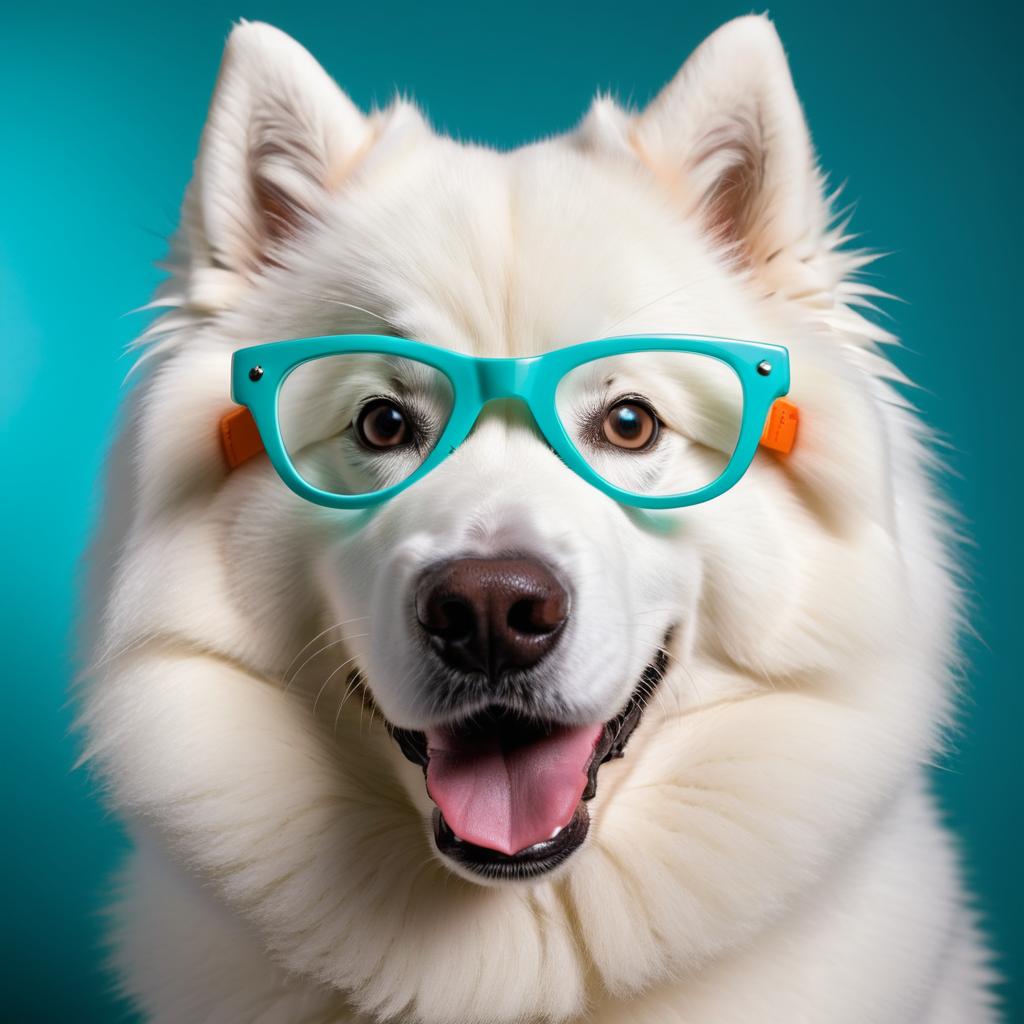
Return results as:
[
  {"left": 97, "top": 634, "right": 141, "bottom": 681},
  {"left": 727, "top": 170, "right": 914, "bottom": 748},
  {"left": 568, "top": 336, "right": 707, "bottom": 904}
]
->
[
  {"left": 390, "top": 634, "right": 672, "bottom": 879},
  {"left": 433, "top": 804, "right": 590, "bottom": 880},
  {"left": 582, "top": 641, "right": 670, "bottom": 801}
]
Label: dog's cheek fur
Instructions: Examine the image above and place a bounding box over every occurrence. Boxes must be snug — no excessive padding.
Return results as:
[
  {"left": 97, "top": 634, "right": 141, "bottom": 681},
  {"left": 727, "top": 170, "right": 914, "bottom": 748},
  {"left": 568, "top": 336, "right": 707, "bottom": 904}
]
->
[
  {"left": 78, "top": 632, "right": 939, "bottom": 1024},
  {"left": 81, "top": 653, "right": 591, "bottom": 1023}
]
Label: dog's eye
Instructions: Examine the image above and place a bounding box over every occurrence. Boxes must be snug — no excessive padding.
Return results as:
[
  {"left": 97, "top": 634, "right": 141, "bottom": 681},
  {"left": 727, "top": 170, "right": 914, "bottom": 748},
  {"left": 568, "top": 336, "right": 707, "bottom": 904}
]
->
[
  {"left": 355, "top": 399, "right": 412, "bottom": 450},
  {"left": 602, "top": 399, "right": 659, "bottom": 451}
]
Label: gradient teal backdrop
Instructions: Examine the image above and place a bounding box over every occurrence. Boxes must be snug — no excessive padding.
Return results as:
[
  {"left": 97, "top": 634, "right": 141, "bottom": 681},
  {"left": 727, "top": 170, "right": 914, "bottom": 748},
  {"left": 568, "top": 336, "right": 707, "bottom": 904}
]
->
[{"left": 3, "top": 1, "right": 1020, "bottom": 1020}]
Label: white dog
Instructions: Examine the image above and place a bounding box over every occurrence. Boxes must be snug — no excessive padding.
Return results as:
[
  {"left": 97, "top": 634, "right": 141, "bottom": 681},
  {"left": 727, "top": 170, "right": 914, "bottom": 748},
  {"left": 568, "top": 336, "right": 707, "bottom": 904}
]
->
[{"left": 78, "top": 16, "right": 999, "bottom": 1023}]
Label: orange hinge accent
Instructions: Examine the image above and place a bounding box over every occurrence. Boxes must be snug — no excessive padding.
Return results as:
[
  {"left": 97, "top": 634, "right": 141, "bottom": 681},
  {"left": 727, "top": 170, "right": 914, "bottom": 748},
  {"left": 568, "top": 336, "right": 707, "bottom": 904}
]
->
[
  {"left": 220, "top": 407, "right": 265, "bottom": 469},
  {"left": 760, "top": 399, "right": 799, "bottom": 454}
]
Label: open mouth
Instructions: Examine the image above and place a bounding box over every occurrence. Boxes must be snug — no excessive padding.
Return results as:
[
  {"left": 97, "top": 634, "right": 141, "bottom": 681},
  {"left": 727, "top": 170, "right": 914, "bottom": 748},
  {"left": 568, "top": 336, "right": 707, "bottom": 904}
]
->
[{"left": 391, "top": 641, "right": 670, "bottom": 880}]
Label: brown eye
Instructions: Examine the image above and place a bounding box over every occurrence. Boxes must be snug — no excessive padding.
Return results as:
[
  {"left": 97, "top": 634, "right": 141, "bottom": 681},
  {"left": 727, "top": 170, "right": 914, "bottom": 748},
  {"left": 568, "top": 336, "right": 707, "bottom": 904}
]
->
[
  {"left": 602, "top": 400, "right": 659, "bottom": 450},
  {"left": 355, "top": 399, "right": 411, "bottom": 450}
]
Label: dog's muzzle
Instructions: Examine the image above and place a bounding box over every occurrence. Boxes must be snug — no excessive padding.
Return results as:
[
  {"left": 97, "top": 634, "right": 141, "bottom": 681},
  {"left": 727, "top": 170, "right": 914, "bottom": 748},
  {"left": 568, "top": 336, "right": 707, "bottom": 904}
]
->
[{"left": 391, "top": 615, "right": 672, "bottom": 881}]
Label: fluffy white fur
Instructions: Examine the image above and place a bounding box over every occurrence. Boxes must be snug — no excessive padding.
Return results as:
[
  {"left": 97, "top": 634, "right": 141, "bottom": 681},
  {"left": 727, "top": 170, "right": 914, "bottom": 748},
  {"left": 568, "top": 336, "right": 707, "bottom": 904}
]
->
[{"left": 77, "top": 16, "right": 998, "bottom": 1023}]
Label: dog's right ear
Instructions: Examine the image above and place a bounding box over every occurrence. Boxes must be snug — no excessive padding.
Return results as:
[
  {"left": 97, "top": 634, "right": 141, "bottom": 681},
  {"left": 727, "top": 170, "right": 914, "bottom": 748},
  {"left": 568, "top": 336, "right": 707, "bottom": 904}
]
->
[{"left": 179, "top": 22, "right": 371, "bottom": 311}]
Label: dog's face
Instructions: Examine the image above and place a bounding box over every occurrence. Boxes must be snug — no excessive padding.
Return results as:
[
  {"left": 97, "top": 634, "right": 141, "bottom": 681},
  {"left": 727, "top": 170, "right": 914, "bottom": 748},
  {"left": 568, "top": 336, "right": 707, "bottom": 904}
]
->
[
  {"left": 85, "top": 17, "right": 954, "bottom": 1023},
  {"left": 234, "top": 149, "right": 739, "bottom": 875}
]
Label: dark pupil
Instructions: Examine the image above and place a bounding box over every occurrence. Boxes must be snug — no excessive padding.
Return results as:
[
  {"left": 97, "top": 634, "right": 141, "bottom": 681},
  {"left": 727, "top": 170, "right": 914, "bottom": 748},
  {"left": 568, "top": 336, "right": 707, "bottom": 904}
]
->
[
  {"left": 613, "top": 405, "right": 644, "bottom": 439},
  {"left": 370, "top": 404, "right": 405, "bottom": 441}
]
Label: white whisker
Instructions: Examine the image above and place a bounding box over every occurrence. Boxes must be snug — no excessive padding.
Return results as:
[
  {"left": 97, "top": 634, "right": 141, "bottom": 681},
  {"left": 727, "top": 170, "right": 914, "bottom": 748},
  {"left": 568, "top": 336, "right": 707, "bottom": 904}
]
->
[
  {"left": 285, "top": 633, "right": 370, "bottom": 693},
  {"left": 601, "top": 282, "right": 696, "bottom": 336},
  {"left": 293, "top": 291, "right": 399, "bottom": 331},
  {"left": 282, "top": 616, "right": 369, "bottom": 683},
  {"left": 313, "top": 654, "right": 361, "bottom": 716}
]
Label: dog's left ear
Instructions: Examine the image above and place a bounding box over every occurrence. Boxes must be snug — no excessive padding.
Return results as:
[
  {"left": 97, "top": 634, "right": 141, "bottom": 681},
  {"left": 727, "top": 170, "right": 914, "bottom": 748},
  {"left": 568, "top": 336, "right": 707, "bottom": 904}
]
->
[{"left": 599, "top": 16, "right": 830, "bottom": 294}]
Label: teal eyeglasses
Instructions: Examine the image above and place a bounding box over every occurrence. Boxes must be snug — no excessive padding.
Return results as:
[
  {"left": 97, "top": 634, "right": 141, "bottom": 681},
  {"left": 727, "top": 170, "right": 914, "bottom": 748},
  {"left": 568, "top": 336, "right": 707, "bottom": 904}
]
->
[{"left": 226, "top": 334, "right": 794, "bottom": 511}]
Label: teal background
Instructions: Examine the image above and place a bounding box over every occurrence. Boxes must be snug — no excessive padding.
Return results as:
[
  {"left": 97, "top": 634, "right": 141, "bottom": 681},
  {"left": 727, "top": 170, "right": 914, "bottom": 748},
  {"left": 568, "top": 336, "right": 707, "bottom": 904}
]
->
[{"left": 2, "top": 1, "right": 1020, "bottom": 1019}]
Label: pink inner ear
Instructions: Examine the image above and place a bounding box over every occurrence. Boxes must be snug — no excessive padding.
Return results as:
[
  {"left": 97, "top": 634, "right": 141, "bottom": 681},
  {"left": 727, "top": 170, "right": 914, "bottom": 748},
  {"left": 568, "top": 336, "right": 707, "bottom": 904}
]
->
[
  {"left": 253, "top": 172, "right": 305, "bottom": 245},
  {"left": 693, "top": 124, "right": 764, "bottom": 253},
  {"left": 251, "top": 142, "right": 322, "bottom": 248}
]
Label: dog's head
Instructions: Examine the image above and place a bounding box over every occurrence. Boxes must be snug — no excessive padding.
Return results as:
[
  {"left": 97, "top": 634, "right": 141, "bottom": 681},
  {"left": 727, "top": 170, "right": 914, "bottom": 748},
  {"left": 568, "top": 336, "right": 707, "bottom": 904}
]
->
[{"left": 82, "top": 17, "right": 957, "bottom": 1022}]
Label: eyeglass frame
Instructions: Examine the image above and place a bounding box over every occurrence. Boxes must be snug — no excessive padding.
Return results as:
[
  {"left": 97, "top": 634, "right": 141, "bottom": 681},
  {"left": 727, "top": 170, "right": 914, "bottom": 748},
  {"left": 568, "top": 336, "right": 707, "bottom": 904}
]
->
[{"left": 229, "top": 333, "right": 791, "bottom": 511}]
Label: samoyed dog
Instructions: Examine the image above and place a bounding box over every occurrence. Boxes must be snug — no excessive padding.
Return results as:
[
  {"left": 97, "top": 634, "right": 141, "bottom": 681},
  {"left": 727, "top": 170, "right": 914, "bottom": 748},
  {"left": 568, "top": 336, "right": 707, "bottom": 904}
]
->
[{"left": 77, "top": 15, "right": 998, "bottom": 1023}]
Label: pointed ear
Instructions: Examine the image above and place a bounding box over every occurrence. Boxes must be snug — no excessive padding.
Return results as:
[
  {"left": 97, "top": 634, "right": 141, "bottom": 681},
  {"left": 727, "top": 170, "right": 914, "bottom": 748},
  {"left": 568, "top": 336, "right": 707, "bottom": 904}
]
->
[
  {"left": 180, "top": 22, "right": 371, "bottom": 309},
  {"left": 631, "top": 16, "right": 829, "bottom": 289}
]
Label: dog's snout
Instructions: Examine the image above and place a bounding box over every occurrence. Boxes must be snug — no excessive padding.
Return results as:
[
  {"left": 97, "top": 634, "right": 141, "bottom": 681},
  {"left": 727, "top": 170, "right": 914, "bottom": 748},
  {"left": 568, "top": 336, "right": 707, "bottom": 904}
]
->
[{"left": 415, "top": 558, "right": 569, "bottom": 676}]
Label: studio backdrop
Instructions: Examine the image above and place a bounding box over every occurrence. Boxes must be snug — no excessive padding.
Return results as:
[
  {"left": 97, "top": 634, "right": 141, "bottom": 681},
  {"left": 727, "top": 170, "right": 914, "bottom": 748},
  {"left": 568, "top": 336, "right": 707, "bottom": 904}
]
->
[{"left": 2, "top": 1, "right": 1019, "bottom": 1019}]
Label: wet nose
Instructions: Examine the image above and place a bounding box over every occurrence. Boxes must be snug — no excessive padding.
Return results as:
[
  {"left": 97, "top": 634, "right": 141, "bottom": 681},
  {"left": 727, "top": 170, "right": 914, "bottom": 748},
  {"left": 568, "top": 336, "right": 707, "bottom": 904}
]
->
[{"left": 415, "top": 557, "right": 570, "bottom": 676}]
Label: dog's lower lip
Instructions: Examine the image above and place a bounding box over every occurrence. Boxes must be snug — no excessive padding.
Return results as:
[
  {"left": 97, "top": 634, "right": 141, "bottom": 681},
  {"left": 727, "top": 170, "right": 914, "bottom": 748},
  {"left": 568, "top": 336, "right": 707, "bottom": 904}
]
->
[
  {"left": 389, "top": 633, "right": 672, "bottom": 877},
  {"left": 432, "top": 804, "right": 591, "bottom": 880}
]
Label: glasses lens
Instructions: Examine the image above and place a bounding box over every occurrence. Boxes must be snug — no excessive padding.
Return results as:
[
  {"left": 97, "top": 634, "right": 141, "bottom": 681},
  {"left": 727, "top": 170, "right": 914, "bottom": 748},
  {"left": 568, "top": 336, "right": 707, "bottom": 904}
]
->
[
  {"left": 278, "top": 353, "right": 454, "bottom": 496},
  {"left": 555, "top": 350, "right": 743, "bottom": 498}
]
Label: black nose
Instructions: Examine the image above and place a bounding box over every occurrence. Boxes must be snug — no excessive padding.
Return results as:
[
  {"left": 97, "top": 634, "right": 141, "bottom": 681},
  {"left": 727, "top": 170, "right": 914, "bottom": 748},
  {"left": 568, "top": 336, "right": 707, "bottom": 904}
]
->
[{"left": 415, "top": 557, "right": 570, "bottom": 676}]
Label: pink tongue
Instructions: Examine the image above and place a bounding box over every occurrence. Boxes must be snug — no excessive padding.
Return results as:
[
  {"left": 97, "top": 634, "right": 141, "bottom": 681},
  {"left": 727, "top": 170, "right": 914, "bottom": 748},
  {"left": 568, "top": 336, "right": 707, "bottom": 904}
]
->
[{"left": 426, "top": 722, "right": 604, "bottom": 856}]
